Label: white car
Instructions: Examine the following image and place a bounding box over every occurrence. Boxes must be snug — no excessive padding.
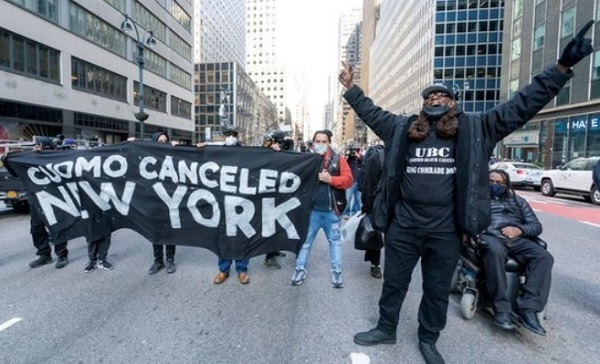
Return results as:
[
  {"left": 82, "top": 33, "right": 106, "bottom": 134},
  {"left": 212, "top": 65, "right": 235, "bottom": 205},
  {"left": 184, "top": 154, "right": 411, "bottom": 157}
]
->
[
  {"left": 490, "top": 161, "right": 543, "bottom": 191},
  {"left": 540, "top": 157, "right": 600, "bottom": 205}
]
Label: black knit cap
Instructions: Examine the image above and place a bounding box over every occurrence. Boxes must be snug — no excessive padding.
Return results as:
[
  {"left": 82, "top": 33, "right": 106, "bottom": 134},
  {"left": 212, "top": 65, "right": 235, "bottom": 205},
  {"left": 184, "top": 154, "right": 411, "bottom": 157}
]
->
[{"left": 421, "top": 83, "right": 455, "bottom": 100}]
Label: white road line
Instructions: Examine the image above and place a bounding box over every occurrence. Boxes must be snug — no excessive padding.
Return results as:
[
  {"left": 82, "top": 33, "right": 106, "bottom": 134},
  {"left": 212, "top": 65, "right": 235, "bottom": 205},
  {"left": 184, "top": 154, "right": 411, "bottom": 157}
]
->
[
  {"left": 532, "top": 209, "right": 541, "bottom": 212},
  {"left": 580, "top": 221, "right": 600, "bottom": 228},
  {"left": 350, "top": 352, "right": 371, "bottom": 364},
  {"left": 0, "top": 318, "right": 22, "bottom": 332}
]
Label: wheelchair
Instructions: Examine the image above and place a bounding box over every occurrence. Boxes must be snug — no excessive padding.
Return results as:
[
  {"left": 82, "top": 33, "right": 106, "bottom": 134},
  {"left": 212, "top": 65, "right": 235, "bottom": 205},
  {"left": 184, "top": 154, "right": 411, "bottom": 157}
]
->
[{"left": 450, "top": 235, "right": 548, "bottom": 324}]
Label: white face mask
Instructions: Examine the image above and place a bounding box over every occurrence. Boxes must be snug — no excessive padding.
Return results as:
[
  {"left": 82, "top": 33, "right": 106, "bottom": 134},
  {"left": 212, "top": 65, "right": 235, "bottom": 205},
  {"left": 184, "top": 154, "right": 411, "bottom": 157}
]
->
[
  {"left": 314, "top": 144, "right": 327, "bottom": 155},
  {"left": 225, "top": 136, "right": 237, "bottom": 146}
]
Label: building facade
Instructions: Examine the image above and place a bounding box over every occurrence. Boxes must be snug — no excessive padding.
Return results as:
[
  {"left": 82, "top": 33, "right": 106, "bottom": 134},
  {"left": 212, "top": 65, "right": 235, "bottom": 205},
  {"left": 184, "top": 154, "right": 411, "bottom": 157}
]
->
[
  {"left": 193, "top": 0, "right": 245, "bottom": 66},
  {"left": 194, "top": 61, "right": 277, "bottom": 145},
  {"left": 0, "top": 0, "right": 194, "bottom": 144},
  {"left": 245, "top": 0, "right": 289, "bottom": 126},
  {"left": 500, "top": 0, "right": 600, "bottom": 167}
]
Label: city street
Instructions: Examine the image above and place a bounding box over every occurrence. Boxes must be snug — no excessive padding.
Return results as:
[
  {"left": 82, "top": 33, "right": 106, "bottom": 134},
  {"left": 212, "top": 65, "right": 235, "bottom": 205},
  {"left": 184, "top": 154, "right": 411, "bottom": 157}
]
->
[{"left": 0, "top": 193, "right": 599, "bottom": 364}]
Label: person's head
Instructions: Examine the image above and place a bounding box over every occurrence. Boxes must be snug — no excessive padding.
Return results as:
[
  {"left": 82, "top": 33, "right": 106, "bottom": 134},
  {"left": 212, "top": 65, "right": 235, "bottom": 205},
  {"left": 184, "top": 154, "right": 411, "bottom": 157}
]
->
[
  {"left": 223, "top": 127, "right": 239, "bottom": 146},
  {"left": 312, "top": 129, "right": 332, "bottom": 155},
  {"left": 421, "top": 84, "right": 456, "bottom": 109},
  {"left": 152, "top": 131, "right": 170, "bottom": 143},
  {"left": 489, "top": 169, "right": 514, "bottom": 198},
  {"left": 408, "top": 83, "right": 459, "bottom": 142}
]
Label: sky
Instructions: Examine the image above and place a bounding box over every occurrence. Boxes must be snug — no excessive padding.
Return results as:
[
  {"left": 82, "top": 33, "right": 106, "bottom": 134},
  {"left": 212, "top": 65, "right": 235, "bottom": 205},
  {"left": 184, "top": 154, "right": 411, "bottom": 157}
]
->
[{"left": 277, "top": 0, "right": 363, "bottom": 131}]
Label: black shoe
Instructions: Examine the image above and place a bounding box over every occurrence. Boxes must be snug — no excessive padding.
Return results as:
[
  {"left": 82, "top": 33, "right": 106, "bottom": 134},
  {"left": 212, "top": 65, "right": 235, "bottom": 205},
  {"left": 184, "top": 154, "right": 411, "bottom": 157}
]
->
[
  {"left": 29, "top": 255, "right": 52, "bottom": 268},
  {"left": 370, "top": 265, "right": 382, "bottom": 278},
  {"left": 353, "top": 328, "right": 396, "bottom": 346},
  {"left": 493, "top": 312, "right": 515, "bottom": 331},
  {"left": 518, "top": 309, "right": 546, "bottom": 336},
  {"left": 419, "top": 342, "right": 445, "bottom": 364},
  {"left": 166, "top": 259, "right": 177, "bottom": 274},
  {"left": 263, "top": 258, "right": 281, "bottom": 269},
  {"left": 98, "top": 260, "right": 114, "bottom": 271},
  {"left": 55, "top": 256, "right": 69, "bottom": 269},
  {"left": 148, "top": 261, "right": 165, "bottom": 275},
  {"left": 84, "top": 261, "right": 96, "bottom": 273}
]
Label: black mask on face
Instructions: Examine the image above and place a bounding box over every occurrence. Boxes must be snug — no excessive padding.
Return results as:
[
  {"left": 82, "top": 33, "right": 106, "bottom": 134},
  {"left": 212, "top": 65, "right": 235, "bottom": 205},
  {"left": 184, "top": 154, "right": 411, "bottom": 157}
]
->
[{"left": 422, "top": 105, "right": 450, "bottom": 119}]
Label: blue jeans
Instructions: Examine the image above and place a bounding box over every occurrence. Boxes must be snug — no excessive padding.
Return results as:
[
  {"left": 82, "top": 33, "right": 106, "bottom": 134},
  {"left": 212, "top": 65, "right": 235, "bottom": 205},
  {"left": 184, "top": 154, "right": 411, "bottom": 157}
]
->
[
  {"left": 295, "top": 210, "right": 342, "bottom": 272},
  {"left": 344, "top": 182, "right": 361, "bottom": 215},
  {"left": 218, "top": 259, "right": 249, "bottom": 273}
]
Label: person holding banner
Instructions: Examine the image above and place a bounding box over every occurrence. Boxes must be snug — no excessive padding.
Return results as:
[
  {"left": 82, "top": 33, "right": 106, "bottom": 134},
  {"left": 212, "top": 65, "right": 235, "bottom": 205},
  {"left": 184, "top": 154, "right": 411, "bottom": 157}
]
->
[
  {"left": 338, "top": 19, "right": 594, "bottom": 364},
  {"left": 147, "top": 131, "right": 177, "bottom": 275},
  {"left": 290, "top": 129, "right": 353, "bottom": 288},
  {"left": 209, "top": 127, "right": 251, "bottom": 285}
]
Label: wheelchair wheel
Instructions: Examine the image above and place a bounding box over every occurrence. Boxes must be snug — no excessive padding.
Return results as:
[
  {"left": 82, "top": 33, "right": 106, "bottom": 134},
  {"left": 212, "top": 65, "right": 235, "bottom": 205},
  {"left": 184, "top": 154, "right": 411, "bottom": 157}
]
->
[
  {"left": 450, "top": 266, "right": 459, "bottom": 293},
  {"left": 460, "top": 293, "right": 477, "bottom": 320}
]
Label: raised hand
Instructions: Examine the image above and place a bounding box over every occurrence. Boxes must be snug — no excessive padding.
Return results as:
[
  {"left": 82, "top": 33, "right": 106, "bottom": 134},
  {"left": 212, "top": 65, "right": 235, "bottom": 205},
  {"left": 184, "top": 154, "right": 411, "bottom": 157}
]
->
[
  {"left": 558, "top": 19, "right": 595, "bottom": 68},
  {"left": 338, "top": 61, "right": 355, "bottom": 89}
]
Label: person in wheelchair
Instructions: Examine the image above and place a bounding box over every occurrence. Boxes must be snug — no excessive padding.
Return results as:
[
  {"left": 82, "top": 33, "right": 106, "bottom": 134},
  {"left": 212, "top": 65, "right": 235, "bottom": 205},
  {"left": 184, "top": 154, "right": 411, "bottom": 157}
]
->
[{"left": 481, "top": 170, "right": 554, "bottom": 335}]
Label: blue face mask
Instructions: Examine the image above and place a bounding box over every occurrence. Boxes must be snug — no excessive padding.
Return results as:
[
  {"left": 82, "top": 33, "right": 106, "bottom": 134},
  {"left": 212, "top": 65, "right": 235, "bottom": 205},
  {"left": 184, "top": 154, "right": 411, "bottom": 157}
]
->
[{"left": 490, "top": 184, "right": 507, "bottom": 198}]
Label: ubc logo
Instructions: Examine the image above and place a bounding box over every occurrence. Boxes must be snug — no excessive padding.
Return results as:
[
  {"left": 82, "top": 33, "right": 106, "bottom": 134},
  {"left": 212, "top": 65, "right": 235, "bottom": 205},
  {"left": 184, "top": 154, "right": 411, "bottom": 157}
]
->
[{"left": 415, "top": 147, "right": 451, "bottom": 158}]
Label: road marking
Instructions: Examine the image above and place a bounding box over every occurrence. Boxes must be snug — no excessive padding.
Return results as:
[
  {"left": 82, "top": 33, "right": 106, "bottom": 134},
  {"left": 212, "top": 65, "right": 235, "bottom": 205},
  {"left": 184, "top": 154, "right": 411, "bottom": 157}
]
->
[
  {"left": 350, "top": 352, "right": 371, "bottom": 364},
  {"left": 0, "top": 317, "right": 22, "bottom": 332},
  {"left": 532, "top": 209, "right": 541, "bottom": 212},
  {"left": 580, "top": 221, "right": 600, "bottom": 228}
]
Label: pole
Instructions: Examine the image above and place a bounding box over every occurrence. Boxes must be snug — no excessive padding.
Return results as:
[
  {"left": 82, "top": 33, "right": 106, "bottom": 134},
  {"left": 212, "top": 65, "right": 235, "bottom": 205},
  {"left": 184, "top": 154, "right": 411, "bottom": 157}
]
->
[{"left": 137, "top": 43, "right": 145, "bottom": 140}]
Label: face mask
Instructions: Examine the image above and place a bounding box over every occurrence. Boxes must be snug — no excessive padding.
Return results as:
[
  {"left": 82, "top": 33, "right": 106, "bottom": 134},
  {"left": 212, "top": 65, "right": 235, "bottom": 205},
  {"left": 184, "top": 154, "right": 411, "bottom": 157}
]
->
[
  {"left": 224, "top": 136, "right": 237, "bottom": 146},
  {"left": 423, "top": 105, "right": 450, "bottom": 119},
  {"left": 314, "top": 144, "right": 327, "bottom": 155},
  {"left": 490, "top": 184, "right": 507, "bottom": 198}
]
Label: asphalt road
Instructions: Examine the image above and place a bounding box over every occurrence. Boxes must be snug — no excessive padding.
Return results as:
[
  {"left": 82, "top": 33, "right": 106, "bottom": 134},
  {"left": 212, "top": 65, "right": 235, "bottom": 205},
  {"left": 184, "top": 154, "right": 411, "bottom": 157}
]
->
[{"left": 0, "top": 194, "right": 599, "bottom": 364}]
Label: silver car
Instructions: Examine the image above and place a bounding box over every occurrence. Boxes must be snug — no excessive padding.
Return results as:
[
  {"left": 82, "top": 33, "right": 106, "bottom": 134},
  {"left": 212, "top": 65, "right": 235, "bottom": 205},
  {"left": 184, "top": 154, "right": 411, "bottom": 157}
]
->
[{"left": 490, "top": 161, "right": 543, "bottom": 191}]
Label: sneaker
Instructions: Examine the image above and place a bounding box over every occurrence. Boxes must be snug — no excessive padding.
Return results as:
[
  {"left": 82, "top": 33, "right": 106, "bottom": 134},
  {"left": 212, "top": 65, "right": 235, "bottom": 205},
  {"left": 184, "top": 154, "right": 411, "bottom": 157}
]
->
[
  {"left": 166, "top": 259, "right": 177, "bottom": 274},
  {"left": 29, "top": 255, "right": 52, "bottom": 269},
  {"left": 291, "top": 269, "right": 307, "bottom": 286},
  {"left": 331, "top": 271, "right": 344, "bottom": 288},
  {"left": 98, "top": 260, "right": 114, "bottom": 271},
  {"left": 84, "top": 261, "right": 96, "bottom": 273},
  {"left": 148, "top": 261, "right": 165, "bottom": 275},
  {"left": 263, "top": 257, "right": 282, "bottom": 269},
  {"left": 55, "top": 256, "right": 69, "bottom": 269},
  {"left": 370, "top": 265, "right": 382, "bottom": 278}
]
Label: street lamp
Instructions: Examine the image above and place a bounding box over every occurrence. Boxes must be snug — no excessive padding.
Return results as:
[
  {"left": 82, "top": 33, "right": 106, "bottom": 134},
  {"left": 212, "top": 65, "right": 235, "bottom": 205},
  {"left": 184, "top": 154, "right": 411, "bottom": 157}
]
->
[{"left": 121, "top": 14, "right": 157, "bottom": 140}]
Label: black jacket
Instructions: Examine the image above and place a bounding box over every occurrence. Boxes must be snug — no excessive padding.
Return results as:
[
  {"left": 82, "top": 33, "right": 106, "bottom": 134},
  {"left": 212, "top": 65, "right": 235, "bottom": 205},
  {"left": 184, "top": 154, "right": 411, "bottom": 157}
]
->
[
  {"left": 593, "top": 159, "right": 600, "bottom": 191},
  {"left": 360, "top": 147, "right": 384, "bottom": 214},
  {"left": 486, "top": 193, "right": 542, "bottom": 240},
  {"left": 343, "top": 66, "right": 572, "bottom": 235}
]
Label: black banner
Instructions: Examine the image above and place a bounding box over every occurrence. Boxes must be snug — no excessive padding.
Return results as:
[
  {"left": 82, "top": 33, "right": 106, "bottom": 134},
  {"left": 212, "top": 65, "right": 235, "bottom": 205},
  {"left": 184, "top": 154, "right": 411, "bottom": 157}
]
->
[{"left": 4, "top": 142, "right": 321, "bottom": 260}]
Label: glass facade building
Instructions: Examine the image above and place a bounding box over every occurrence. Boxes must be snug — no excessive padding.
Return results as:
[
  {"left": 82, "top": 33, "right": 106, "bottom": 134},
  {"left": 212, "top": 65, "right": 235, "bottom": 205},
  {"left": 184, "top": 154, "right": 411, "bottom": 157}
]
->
[
  {"left": 500, "top": 0, "right": 600, "bottom": 168},
  {"left": 433, "top": 0, "right": 504, "bottom": 112}
]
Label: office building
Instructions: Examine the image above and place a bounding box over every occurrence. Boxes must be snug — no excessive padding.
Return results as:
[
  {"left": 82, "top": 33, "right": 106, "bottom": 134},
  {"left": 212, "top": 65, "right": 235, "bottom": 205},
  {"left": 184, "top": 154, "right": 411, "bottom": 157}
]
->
[
  {"left": 0, "top": 0, "right": 194, "bottom": 143},
  {"left": 500, "top": 0, "right": 600, "bottom": 166}
]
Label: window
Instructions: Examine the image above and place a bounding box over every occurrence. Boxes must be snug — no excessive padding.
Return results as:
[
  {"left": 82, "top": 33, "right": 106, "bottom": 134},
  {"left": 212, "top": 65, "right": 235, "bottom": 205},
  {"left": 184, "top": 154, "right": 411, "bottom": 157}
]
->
[
  {"left": 171, "top": 96, "right": 191, "bottom": 119},
  {"left": 534, "top": 24, "right": 545, "bottom": 50},
  {"left": 8, "top": 0, "right": 58, "bottom": 23},
  {"left": 132, "top": 2, "right": 167, "bottom": 43},
  {"left": 513, "top": 0, "right": 523, "bottom": 19},
  {"left": 591, "top": 51, "right": 600, "bottom": 98},
  {"left": 511, "top": 38, "right": 521, "bottom": 60},
  {"left": 71, "top": 57, "right": 127, "bottom": 101},
  {"left": 0, "top": 28, "right": 60, "bottom": 83},
  {"left": 69, "top": 3, "right": 126, "bottom": 57},
  {"left": 134, "top": 81, "right": 167, "bottom": 113},
  {"left": 561, "top": 8, "right": 576, "bottom": 39}
]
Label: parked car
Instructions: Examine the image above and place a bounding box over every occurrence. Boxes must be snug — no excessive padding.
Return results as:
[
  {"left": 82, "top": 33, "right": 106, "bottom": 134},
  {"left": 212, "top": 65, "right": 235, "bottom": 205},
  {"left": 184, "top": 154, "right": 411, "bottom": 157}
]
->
[
  {"left": 490, "top": 161, "right": 543, "bottom": 191},
  {"left": 0, "top": 166, "right": 29, "bottom": 212},
  {"left": 540, "top": 157, "right": 600, "bottom": 205}
]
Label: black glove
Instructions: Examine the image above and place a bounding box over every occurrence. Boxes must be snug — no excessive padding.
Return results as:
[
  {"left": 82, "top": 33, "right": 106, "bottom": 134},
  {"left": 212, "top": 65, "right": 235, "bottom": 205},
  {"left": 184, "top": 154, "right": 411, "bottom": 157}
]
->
[{"left": 558, "top": 20, "right": 595, "bottom": 68}]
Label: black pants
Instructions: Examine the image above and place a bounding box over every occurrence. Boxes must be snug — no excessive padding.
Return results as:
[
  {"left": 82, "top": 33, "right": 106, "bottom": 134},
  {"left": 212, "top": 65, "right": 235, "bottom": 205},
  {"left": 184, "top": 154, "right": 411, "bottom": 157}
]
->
[
  {"left": 153, "top": 244, "right": 175, "bottom": 261},
  {"left": 377, "top": 220, "right": 460, "bottom": 344},
  {"left": 481, "top": 234, "right": 553, "bottom": 313},
  {"left": 30, "top": 204, "right": 68, "bottom": 258},
  {"left": 87, "top": 236, "right": 111, "bottom": 262},
  {"left": 364, "top": 249, "right": 381, "bottom": 266}
]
